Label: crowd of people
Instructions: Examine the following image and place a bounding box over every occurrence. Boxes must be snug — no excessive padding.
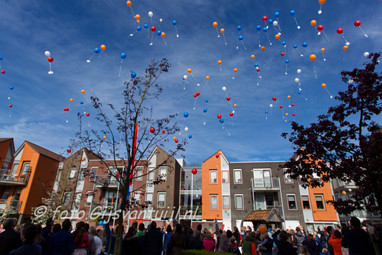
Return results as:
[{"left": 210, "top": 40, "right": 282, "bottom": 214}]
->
[{"left": 0, "top": 216, "right": 381, "bottom": 255}]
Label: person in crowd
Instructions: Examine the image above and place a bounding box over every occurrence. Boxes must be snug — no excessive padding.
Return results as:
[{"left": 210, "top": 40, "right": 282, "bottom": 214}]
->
[
  {"left": 162, "top": 225, "right": 172, "bottom": 255},
  {"left": 89, "top": 227, "right": 103, "bottom": 255},
  {"left": 246, "top": 226, "right": 253, "bottom": 237},
  {"left": 328, "top": 230, "right": 343, "bottom": 255},
  {"left": 202, "top": 231, "right": 215, "bottom": 252},
  {"left": 366, "top": 223, "right": 380, "bottom": 255},
  {"left": 242, "top": 231, "right": 257, "bottom": 255},
  {"left": 10, "top": 223, "right": 41, "bottom": 255},
  {"left": 325, "top": 226, "right": 335, "bottom": 255},
  {"left": 72, "top": 221, "right": 90, "bottom": 255},
  {"left": 197, "top": 224, "right": 205, "bottom": 239},
  {"left": 299, "top": 245, "right": 310, "bottom": 255},
  {"left": 233, "top": 227, "right": 241, "bottom": 246},
  {"left": 123, "top": 226, "right": 141, "bottom": 255},
  {"left": 302, "top": 234, "right": 321, "bottom": 255},
  {"left": 48, "top": 219, "right": 74, "bottom": 255},
  {"left": 136, "top": 223, "right": 146, "bottom": 254},
  {"left": 168, "top": 224, "right": 185, "bottom": 255},
  {"left": 41, "top": 219, "right": 53, "bottom": 255},
  {"left": 143, "top": 221, "right": 162, "bottom": 255},
  {"left": 258, "top": 233, "right": 273, "bottom": 255},
  {"left": 294, "top": 227, "right": 306, "bottom": 253},
  {"left": 52, "top": 224, "right": 61, "bottom": 234},
  {"left": 0, "top": 218, "right": 22, "bottom": 255},
  {"left": 341, "top": 217, "right": 374, "bottom": 255},
  {"left": 215, "top": 223, "right": 232, "bottom": 252},
  {"left": 35, "top": 224, "right": 43, "bottom": 245},
  {"left": 188, "top": 230, "right": 203, "bottom": 250},
  {"left": 84, "top": 223, "right": 96, "bottom": 255},
  {"left": 273, "top": 229, "right": 297, "bottom": 255},
  {"left": 182, "top": 224, "right": 194, "bottom": 250}
]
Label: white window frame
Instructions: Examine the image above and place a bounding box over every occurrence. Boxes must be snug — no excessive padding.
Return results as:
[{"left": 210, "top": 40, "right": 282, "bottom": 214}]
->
[
  {"left": 235, "top": 194, "right": 244, "bottom": 210},
  {"left": 69, "top": 168, "right": 76, "bottom": 179},
  {"left": 233, "top": 169, "right": 242, "bottom": 184},
  {"left": 210, "top": 195, "right": 218, "bottom": 210},
  {"left": 148, "top": 167, "right": 155, "bottom": 181},
  {"left": 222, "top": 171, "right": 229, "bottom": 184},
  {"left": 315, "top": 194, "right": 325, "bottom": 210},
  {"left": 287, "top": 194, "right": 297, "bottom": 210},
  {"left": 157, "top": 192, "right": 166, "bottom": 208},
  {"left": 85, "top": 191, "right": 93, "bottom": 206},
  {"left": 253, "top": 169, "right": 272, "bottom": 188},
  {"left": 146, "top": 193, "right": 153, "bottom": 205},
  {"left": 209, "top": 170, "right": 217, "bottom": 184},
  {"left": 90, "top": 167, "right": 97, "bottom": 181},
  {"left": 21, "top": 162, "right": 30, "bottom": 174},
  {"left": 283, "top": 168, "right": 294, "bottom": 184},
  {"left": 133, "top": 192, "right": 141, "bottom": 206},
  {"left": 135, "top": 166, "right": 143, "bottom": 181},
  {"left": 223, "top": 195, "right": 230, "bottom": 209},
  {"left": 159, "top": 167, "right": 167, "bottom": 181},
  {"left": 302, "top": 195, "right": 311, "bottom": 210},
  {"left": 63, "top": 192, "right": 71, "bottom": 205}
]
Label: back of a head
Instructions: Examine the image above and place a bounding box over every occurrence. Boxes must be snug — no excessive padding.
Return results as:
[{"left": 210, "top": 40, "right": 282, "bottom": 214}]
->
[
  {"left": 85, "top": 223, "right": 90, "bottom": 232},
  {"left": 194, "top": 230, "right": 201, "bottom": 239},
  {"left": 53, "top": 223, "right": 62, "bottom": 234},
  {"left": 76, "top": 221, "right": 86, "bottom": 230},
  {"left": 334, "top": 230, "right": 342, "bottom": 238},
  {"left": 350, "top": 217, "right": 361, "bottom": 228},
  {"left": 46, "top": 218, "right": 53, "bottom": 227},
  {"left": 62, "top": 219, "right": 71, "bottom": 232},
  {"left": 166, "top": 225, "right": 172, "bottom": 233},
  {"left": 307, "top": 234, "right": 313, "bottom": 240},
  {"left": 197, "top": 224, "right": 202, "bottom": 232},
  {"left": 138, "top": 223, "right": 145, "bottom": 232},
  {"left": 132, "top": 221, "right": 138, "bottom": 230},
  {"left": 3, "top": 218, "right": 17, "bottom": 230},
  {"left": 176, "top": 224, "right": 182, "bottom": 233},
  {"left": 150, "top": 221, "right": 157, "bottom": 230},
  {"left": 22, "top": 223, "right": 39, "bottom": 242},
  {"left": 296, "top": 227, "right": 301, "bottom": 232},
  {"left": 205, "top": 231, "right": 212, "bottom": 239},
  {"left": 89, "top": 226, "right": 98, "bottom": 236},
  {"left": 226, "top": 230, "right": 232, "bottom": 238},
  {"left": 326, "top": 226, "right": 333, "bottom": 233},
  {"left": 279, "top": 231, "right": 289, "bottom": 241}
]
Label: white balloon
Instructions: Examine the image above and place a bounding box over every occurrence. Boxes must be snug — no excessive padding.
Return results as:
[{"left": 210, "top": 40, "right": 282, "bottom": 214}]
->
[
  {"left": 294, "top": 78, "right": 300, "bottom": 83},
  {"left": 297, "top": 69, "right": 302, "bottom": 74},
  {"left": 197, "top": 83, "right": 200, "bottom": 86},
  {"left": 48, "top": 70, "right": 54, "bottom": 75},
  {"left": 273, "top": 21, "right": 278, "bottom": 26},
  {"left": 159, "top": 18, "right": 163, "bottom": 23},
  {"left": 270, "top": 104, "right": 273, "bottom": 108},
  {"left": 184, "top": 127, "right": 189, "bottom": 132},
  {"left": 364, "top": 52, "right": 370, "bottom": 58},
  {"left": 348, "top": 79, "right": 354, "bottom": 84},
  {"left": 222, "top": 86, "right": 227, "bottom": 92},
  {"left": 148, "top": 11, "right": 153, "bottom": 17},
  {"left": 183, "top": 75, "right": 188, "bottom": 80},
  {"left": 44, "top": 51, "right": 51, "bottom": 57}
]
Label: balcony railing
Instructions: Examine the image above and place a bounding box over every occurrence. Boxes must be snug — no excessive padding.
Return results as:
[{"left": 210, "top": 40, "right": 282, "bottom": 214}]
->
[
  {"left": 94, "top": 175, "right": 119, "bottom": 188},
  {"left": 0, "top": 169, "right": 30, "bottom": 186},
  {"left": 253, "top": 177, "right": 280, "bottom": 190},
  {"left": 0, "top": 199, "right": 22, "bottom": 214}
]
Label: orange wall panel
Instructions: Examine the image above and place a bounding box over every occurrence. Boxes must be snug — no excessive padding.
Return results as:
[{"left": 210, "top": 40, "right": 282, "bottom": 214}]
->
[
  {"left": 309, "top": 181, "right": 338, "bottom": 222},
  {"left": 202, "top": 154, "right": 222, "bottom": 220}
]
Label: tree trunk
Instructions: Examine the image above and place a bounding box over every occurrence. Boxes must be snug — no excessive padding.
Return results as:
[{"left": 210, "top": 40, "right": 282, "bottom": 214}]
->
[{"left": 113, "top": 187, "right": 128, "bottom": 255}]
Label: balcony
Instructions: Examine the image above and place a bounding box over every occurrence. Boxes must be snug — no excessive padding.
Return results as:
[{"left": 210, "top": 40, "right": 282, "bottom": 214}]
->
[
  {"left": 266, "top": 205, "right": 284, "bottom": 218},
  {"left": 332, "top": 178, "right": 357, "bottom": 192},
  {"left": 94, "top": 175, "right": 119, "bottom": 188},
  {"left": 0, "top": 169, "right": 30, "bottom": 186},
  {"left": 253, "top": 177, "right": 280, "bottom": 191},
  {"left": 0, "top": 199, "right": 22, "bottom": 214}
]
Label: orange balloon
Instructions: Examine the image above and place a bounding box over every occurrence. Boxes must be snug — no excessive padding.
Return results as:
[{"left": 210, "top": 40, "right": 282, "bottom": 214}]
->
[
  {"left": 137, "top": 20, "right": 140, "bottom": 24},
  {"left": 250, "top": 55, "right": 255, "bottom": 59},
  {"left": 206, "top": 76, "right": 210, "bottom": 80},
  {"left": 126, "top": 1, "right": 131, "bottom": 7},
  {"left": 259, "top": 224, "right": 267, "bottom": 234},
  {"left": 234, "top": 104, "right": 237, "bottom": 107},
  {"left": 310, "top": 20, "right": 317, "bottom": 26},
  {"left": 187, "top": 68, "right": 192, "bottom": 73},
  {"left": 275, "top": 34, "right": 280, "bottom": 40},
  {"left": 161, "top": 32, "right": 165, "bottom": 38},
  {"left": 100, "top": 44, "right": 106, "bottom": 50},
  {"left": 343, "top": 45, "right": 348, "bottom": 51},
  {"left": 233, "top": 68, "right": 238, "bottom": 73},
  {"left": 220, "top": 28, "right": 225, "bottom": 34},
  {"left": 287, "top": 95, "right": 291, "bottom": 99},
  {"left": 321, "top": 83, "right": 326, "bottom": 88},
  {"left": 342, "top": 190, "right": 347, "bottom": 195},
  {"left": 81, "top": 89, "right": 85, "bottom": 94},
  {"left": 319, "top": 0, "right": 326, "bottom": 4},
  {"left": 321, "top": 48, "right": 325, "bottom": 52},
  {"left": 218, "top": 151, "right": 222, "bottom": 155},
  {"left": 285, "top": 113, "right": 289, "bottom": 117},
  {"left": 103, "top": 136, "right": 107, "bottom": 140},
  {"left": 135, "top": 14, "right": 141, "bottom": 20},
  {"left": 70, "top": 98, "right": 74, "bottom": 102},
  {"left": 309, "top": 54, "right": 316, "bottom": 61},
  {"left": 218, "top": 60, "right": 222, "bottom": 65},
  {"left": 173, "top": 136, "right": 176, "bottom": 141},
  {"left": 213, "top": 21, "right": 218, "bottom": 28},
  {"left": 261, "top": 46, "right": 265, "bottom": 51}
]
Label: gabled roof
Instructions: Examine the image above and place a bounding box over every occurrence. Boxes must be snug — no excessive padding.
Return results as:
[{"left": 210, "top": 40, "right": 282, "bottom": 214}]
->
[
  {"left": 244, "top": 208, "right": 284, "bottom": 223},
  {"left": 24, "top": 141, "right": 65, "bottom": 162},
  {"left": 0, "top": 138, "right": 13, "bottom": 143},
  {"left": 202, "top": 149, "right": 229, "bottom": 164}
]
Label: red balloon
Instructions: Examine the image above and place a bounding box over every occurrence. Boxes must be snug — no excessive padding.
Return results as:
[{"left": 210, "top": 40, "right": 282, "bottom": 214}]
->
[
  {"left": 1, "top": 70, "right": 5, "bottom": 74},
  {"left": 215, "top": 154, "right": 219, "bottom": 158},
  {"left": 229, "top": 112, "right": 234, "bottom": 117},
  {"left": 262, "top": 16, "right": 267, "bottom": 22},
  {"left": 196, "top": 92, "right": 200, "bottom": 96},
  {"left": 175, "top": 139, "right": 178, "bottom": 143},
  {"left": 48, "top": 57, "right": 54, "bottom": 62},
  {"left": 337, "top": 28, "right": 343, "bottom": 34},
  {"left": 292, "top": 113, "right": 296, "bottom": 116},
  {"left": 281, "top": 52, "right": 285, "bottom": 56},
  {"left": 67, "top": 149, "right": 72, "bottom": 153},
  {"left": 63, "top": 108, "right": 69, "bottom": 111},
  {"left": 226, "top": 96, "right": 231, "bottom": 101},
  {"left": 8, "top": 104, "right": 12, "bottom": 108},
  {"left": 192, "top": 168, "right": 197, "bottom": 175},
  {"left": 217, "top": 114, "right": 222, "bottom": 119},
  {"left": 291, "top": 103, "right": 295, "bottom": 107},
  {"left": 354, "top": 20, "right": 361, "bottom": 27},
  {"left": 317, "top": 25, "right": 323, "bottom": 31},
  {"left": 256, "top": 67, "right": 260, "bottom": 72},
  {"left": 279, "top": 105, "right": 283, "bottom": 109},
  {"left": 150, "top": 127, "right": 155, "bottom": 133},
  {"left": 162, "top": 130, "right": 165, "bottom": 134},
  {"left": 272, "top": 97, "right": 277, "bottom": 101},
  {"left": 86, "top": 113, "right": 90, "bottom": 117},
  {"left": 151, "top": 26, "right": 156, "bottom": 32},
  {"left": 193, "top": 94, "right": 197, "bottom": 98}
]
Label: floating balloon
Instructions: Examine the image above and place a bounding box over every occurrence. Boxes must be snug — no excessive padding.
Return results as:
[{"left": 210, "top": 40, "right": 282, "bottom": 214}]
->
[
  {"left": 261, "top": 46, "right": 265, "bottom": 51},
  {"left": 219, "top": 118, "right": 224, "bottom": 123},
  {"left": 222, "top": 86, "right": 226, "bottom": 91},
  {"left": 183, "top": 75, "right": 188, "bottom": 80},
  {"left": 86, "top": 113, "right": 90, "bottom": 117},
  {"left": 9, "top": 86, "right": 14, "bottom": 90},
  {"left": 310, "top": 20, "right": 317, "bottom": 26},
  {"left": 213, "top": 21, "right": 218, "bottom": 27},
  {"left": 364, "top": 52, "right": 370, "bottom": 58},
  {"left": 272, "top": 97, "right": 277, "bottom": 101},
  {"left": 318, "top": 0, "right": 326, "bottom": 14},
  {"left": 48, "top": 57, "right": 54, "bottom": 62},
  {"left": 321, "top": 83, "right": 326, "bottom": 88},
  {"left": 9, "top": 104, "right": 13, "bottom": 108},
  {"left": 126, "top": 1, "right": 131, "bottom": 7},
  {"left": 80, "top": 101, "right": 84, "bottom": 105},
  {"left": 151, "top": 26, "right": 156, "bottom": 32},
  {"left": 229, "top": 112, "right": 234, "bottom": 117},
  {"left": 184, "top": 127, "right": 189, "bottom": 132},
  {"left": 297, "top": 69, "right": 302, "bottom": 74},
  {"left": 354, "top": 20, "right": 368, "bottom": 37},
  {"left": 121, "top": 52, "right": 127, "bottom": 59},
  {"left": 1, "top": 70, "right": 5, "bottom": 74},
  {"left": 81, "top": 89, "right": 85, "bottom": 94},
  {"left": 70, "top": 98, "right": 73, "bottom": 102},
  {"left": 184, "top": 112, "right": 189, "bottom": 118},
  {"left": 217, "top": 114, "right": 222, "bottom": 119},
  {"left": 103, "top": 136, "right": 107, "bottom": 140},
  {"left": 100, "top": 44, "right": 106, "bottom": 50},
  {"left": 302, "top": 42, "right": 308, "bottom": 48},
  {"left": 226, "top": 96, "right": 231, "bottom": 101},
  {"left": 262, "top": 16, "right": 267, "bottom": 22},
  {"left": 220, "top": 28, "right": 225, "bottom": 33},
  {"left": 317, "top": 25, "right": 323, "bottom": 31},
  {"left": 187, "top": 68, "right": 192, "bottom": 73},
  {"left": 237, "top": 25, "right": 242, "bottom": 31},
  {"left": 343, "top": 45, "right": 349, "bottom": 51},
  {"left": 192, "top": 168, "right": 197, "bottom": 175},
  {"left": 64, "top": 108, "right": 69, "bottom": 111},
  {"left": 275, "top": 34, "right": 280, "bottom": 40},
  {"left": 295, "top": 78, "right": 300, "bottom": 83},
  {"left": 206, "top": 76, "right": 210, "bottom": 80},
  {"left": 131, "top": 72, "right": 137, "bottom": 78},
  {"left": 251, "top": 55, "right": 255, "bottom": 59},
  {"left": 150, "top": 127, "right": 155, "bottom": 133},
  {"left": 94, "top": 47, "right": 100, "bottom": 53},
  {"left": 148, "top": 11, "right": 153, "bottom": 17},
  {"left": 309, "top": 54, "right": 316, "bottom": 61},
  {"left": 234, "top": 104, "right": 237, "bottom": 107},
  {"left": 203, "top": 108, "right": 207, "bottom": 113},
  {"left": 44, "top": 51, "right": 51, "bottom": 57}
]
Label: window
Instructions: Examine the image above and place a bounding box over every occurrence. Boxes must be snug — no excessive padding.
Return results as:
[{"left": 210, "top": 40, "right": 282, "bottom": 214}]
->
[
  {"left": 315, "top": 195, "right": 325, "bottom": 209},
  {"left": 1, "top": 188, "right": 10, "bottom": 200},
  {"left": 253, "top": 169, "right": 272, "bottom": 188},
  {"left": 158, "top": 192, "right": 166, "bottom": 208},
  {"left": 133, "top": 192, "right": 141, "bottom": 206},
  {"left": 135, "top": 167, "right": 143, "bottom": 181},
  {"left": 69, "top": 168, "right": 76, "bottom": 179},
  {"left": 11, "top": 164, "right": 18, "bottom": 175},
  {"left": 210, "top": 195, "right": 218, "bottom": 210},
  {"left": 13, "top": 189, "right": 22, "bottom": 201},
  {"left": 63, "top": 193, "right": 71, "bottom": 205},
  {"left": 90, "top": 168, "right": 97, "bottom": 181},
  {"left": 222, "top": 171, "right": 229, "bottom": 183},
  {"left": 265, "top": 194, "right": 274, "bottom": 206},
  {"left": 287, "top": 194, "right": 297, "bottom": 210},
  {"left": 234, "top": 169, "right": 242, "bottom": 184},
  {"left": 79, "top": 168, "right": 86, "bottom": 181},
  {"left": 55, "top": 169, "right": 62, "bottom": 183},
  {"left": 146, "top": 193, "right": 153, "bottom": 205},
  {"left": 148, "top": 168, "right": 155, "bottom": 181},
  {"left": 235, "top": 194, "right": 244, "bottom": 210},
  {"left": 21, "top": 162, "right": 30, "bottom": 174},
  {"left": 284, "top": 169, "right": 294, "bottom": 184},
  {"left": 85, "top": 191, "right": 93, "bottom": 206},
  {"left": 302, "top": 196, "right": 310, "bottom": 209},
  {"left": 209, "top": 170, "right": 217, "bottom": 184},
  {"left": 105, "top": 191, "right": 115, "bottom": 207},
  {"left": 223, "top": 196, "right": 230, "bottom": 209},
  {"left": 160, "top": 167, "right": 167, "bottom": 181}
]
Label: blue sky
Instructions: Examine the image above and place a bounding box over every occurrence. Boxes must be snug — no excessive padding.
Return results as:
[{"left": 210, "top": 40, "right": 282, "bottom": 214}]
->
[{"left": 0, "top": 0, "right": 381, "bottom": 164}]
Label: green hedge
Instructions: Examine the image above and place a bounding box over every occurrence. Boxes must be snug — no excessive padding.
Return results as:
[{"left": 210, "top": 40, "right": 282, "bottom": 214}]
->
[{"left": 181, "top": 250, "right": 232, "bottom": 255}]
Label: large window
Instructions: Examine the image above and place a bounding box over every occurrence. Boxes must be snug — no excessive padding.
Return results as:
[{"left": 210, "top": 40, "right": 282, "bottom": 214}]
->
[
  {"left": 146, "top": 193, "right": 153, "bottom": 205},
  {"left": 148, "top": 168, "right": 155, "bottom": 181},
  {"left": 133, "top": 192, "right": 141, "bottom": 206},
  {"left": 315, "top": 195, "right": 325, "bottom": 209},
  {"left": 223, "top": 195, "right": 230, "bottom": 209},
  {"left": 284, "top": 169, "right": 294, "bottom": 184},
  {"left": 253, "top": 169, "right": 272, "bottom": 187},
  {"left": 63, "top": 193, "right": 71, "bottom": 205},
  {"left": 222, "top": 171, "right": 229, "bottom": 183},
  {"left": 90, "top": 168, "right": 97, "bottom": 181},
  {"left": 160, "top": 167, "right": 167, "bottom": 181},
  {"left": 233, "top": 169, "right": 242, "bottom": 184},
  {"left": 135, "top": 167, "right": 143, "bottom": 181},
  {"left": 21, "top": 162, "right": 30, "bottom": 174},
  {"left": 287, "top": 194, "right": 297, "bottom": 210},
  {"left": 69, "top": 168, "right": 76, "bottom": 179},
  {"left": 1, "top": 188, "right": 10, "bottom": 200},
  {"left": 209, "top": 170, "right": 217, "bottom": 184},
  {"left": 85, "top": 191, "right": 93, "bottom": 206},
  {"left": 157, "top": 192, "right": 166, "bottom": 208},
  {"left": 104, "top": 191, "right": 115, "bottom": 207},
  {"left": 302, "top": 196, "right": 310, "bottom": 209},
  {"left": 265, "top": 194, "right": 274, "bottom": 206},
  {"left": 11, "top": 164, "right": 18, "bottom": 175},
  {"left": 235, "top": 194, "right": 244, "bottom": 210},
  {"left": 210, "top": 195, "right": 218, "bottom": 210}
]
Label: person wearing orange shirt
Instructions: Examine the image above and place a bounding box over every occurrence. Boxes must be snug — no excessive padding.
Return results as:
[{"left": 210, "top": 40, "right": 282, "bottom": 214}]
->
[{"left": 328, "top": 230, "right": 343, "bottom": 255}]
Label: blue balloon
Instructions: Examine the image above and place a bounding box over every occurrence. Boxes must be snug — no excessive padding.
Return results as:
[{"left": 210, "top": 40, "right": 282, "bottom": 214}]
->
[
  {"left": 144, "top": 24, "right": 148, "bottom": 29},
  {"left": 282, "top": 41, "right": 286, "bottom": 45},
  {"left": 203, "top": 108, "right": 207, "bottom": 113},
  {"left": 153, "top": 132, "right": 157, "bottom": 135},
  {"left": 99, "top": 221, "right": 104, "bottom": 225},
  {"left": 274, "top": 11, "right": 280, "bottom": 17},
  {"left": 157, "top": 30, "right": 162, "bottom": 36},
  {"left": 205, "top": 99, "right": 208, "bottom": 103},
  {"left": 172, "top": 20, "right": 177, "bottom": 26},
  {"left": 237, "top": 25, "right": 242, "bottom": 31},
  {"left": 158, "top": 122, "right": 162, "bottom": 126},
  {"left": 302, "top": 42, "right": 308, "bottom": 48},
  {"left": 137, "top": 139, "right": 141, "bottom": 143},
  {"left": 137, "top": 26, "right": 142, "bottom": 31},
  {"left": 298, "top": 90, "right": 301, "bottom": 94},
  {"left": 238, "top": 35, "right": 243, "bottom": 40},
  {"left": 184, "top": 112, "right": 189, "bottom": 118},
  {"left": 293, "top": 44, "right": 298, "bottom": 48},
  {"left": 131, "top": 72, "right": 136, "bottom": 78},
  {"left": 121, "top": 52, "right": 127, "bottom": 59},
  {"left": 219, "top": 118, "right": 224, "bottom": 123},
  {"left": 265, "top": 110, "right": 268, "bottom": 114},
  {"left": 290, "top": 9, "right": 295, "bottom": 16},
  {"left": 94, "top": 47, "right": 100, "bottom": 53},
  {"left": 188, "top": 134, "right": 192, "bottom": 139},
  {"left": 9, "top": 86, "right": 14, "bottom": 90},
  {"left": 0, "top": 56, "right": 2, "bottom": 60},
  {"left": 80, "top": 101, "right": 84, "bottom": 105},
  {"left": 254, "top": 63, "right": 259, "bottom": 67},
  {"left": 268, "top": 19, "right": 273, "bottom": 25},
  {"left": 285, "top": 59, "right": 290, "bottom": 64},
  {"left": 256, "top": 25, "right": 261, "bottom": 31},
  {"left": 263, "top": 27, "right": 268, "bottom": 32}
]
